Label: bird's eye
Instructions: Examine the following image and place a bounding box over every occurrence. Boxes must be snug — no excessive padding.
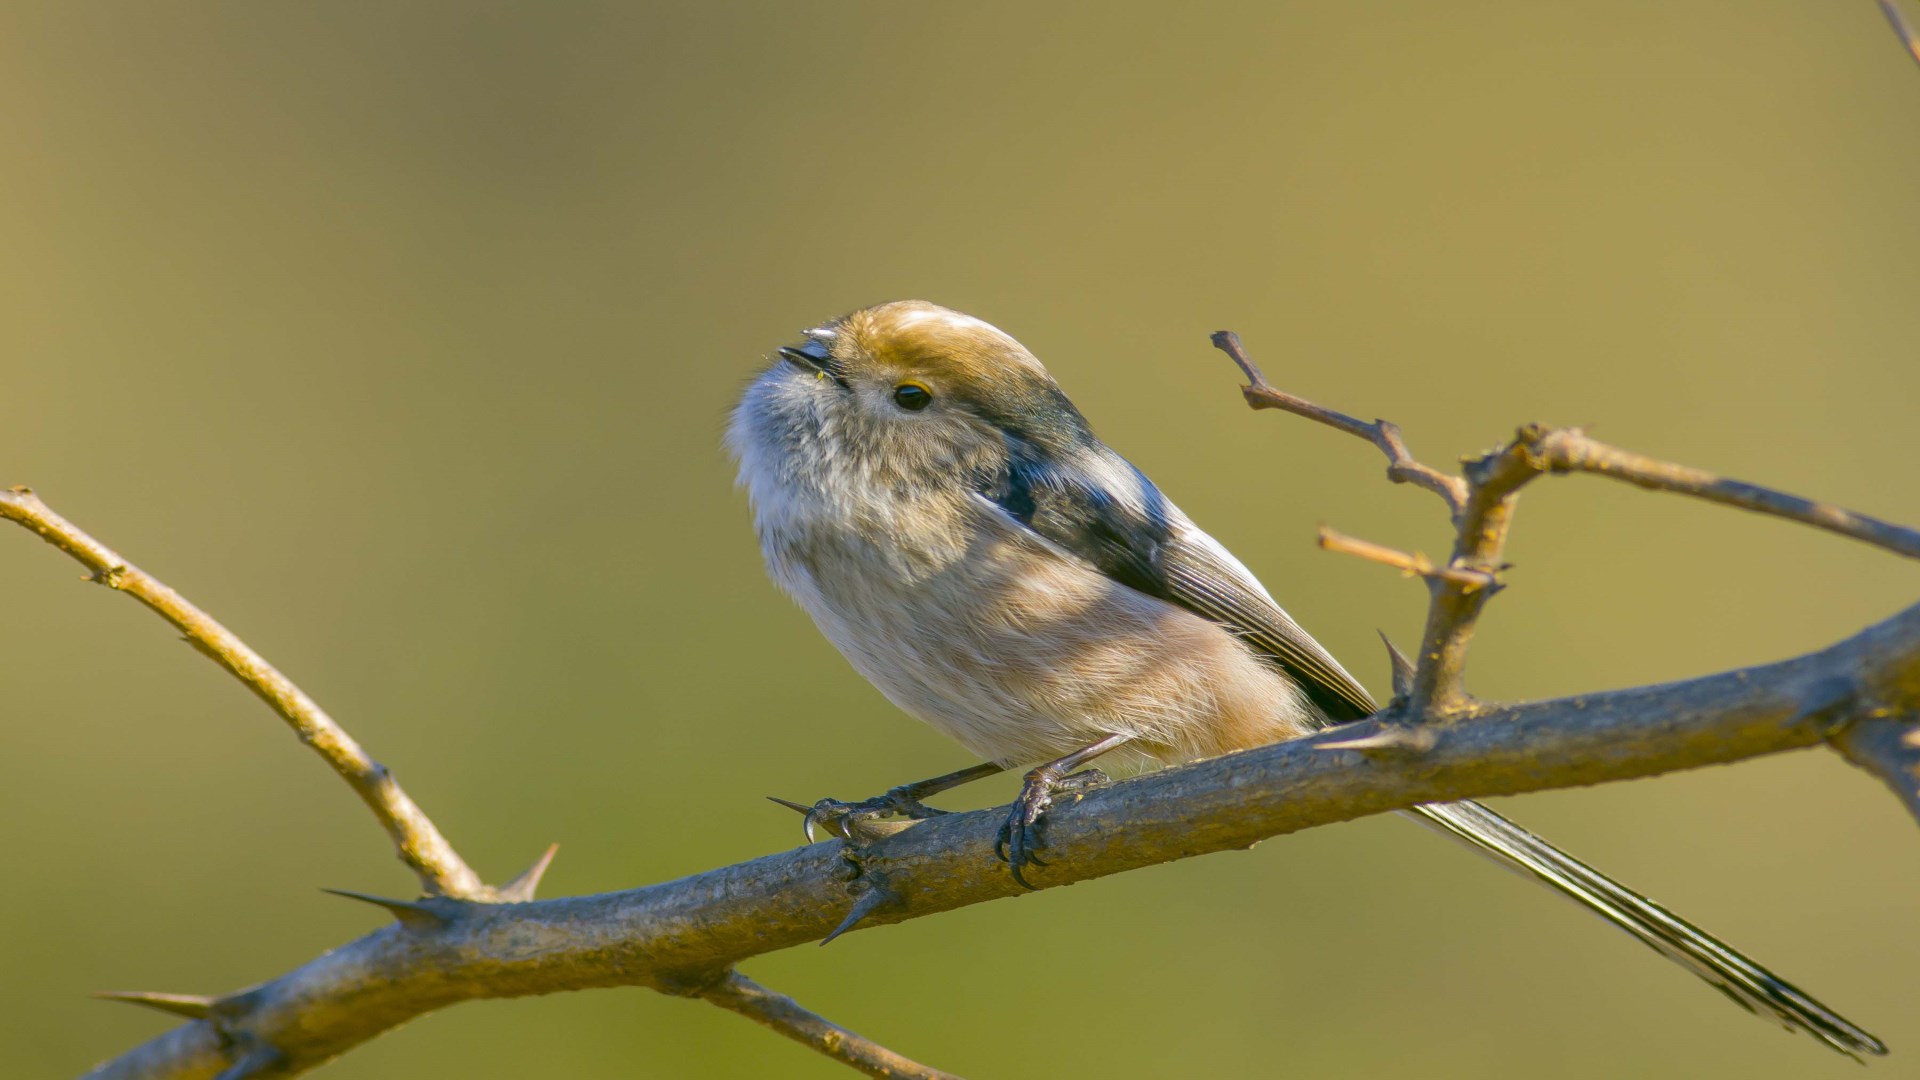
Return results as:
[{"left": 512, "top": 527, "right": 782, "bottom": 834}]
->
[{"left": 892, "top": 382, "right": 933, "bottom": 411}]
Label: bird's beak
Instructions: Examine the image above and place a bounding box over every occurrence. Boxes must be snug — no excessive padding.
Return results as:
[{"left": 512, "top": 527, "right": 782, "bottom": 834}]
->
[
  {"left": 778, "top": 338, "right": 846, "bottom": 384},
  {"left": 778, "top": 343, "right": 829, "bottom": 370}
]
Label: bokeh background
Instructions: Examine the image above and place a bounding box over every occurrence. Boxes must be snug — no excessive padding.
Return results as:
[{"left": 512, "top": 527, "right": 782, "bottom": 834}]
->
[{"left": 4, "top": 3, "right": 1918, "bottom": 1077}]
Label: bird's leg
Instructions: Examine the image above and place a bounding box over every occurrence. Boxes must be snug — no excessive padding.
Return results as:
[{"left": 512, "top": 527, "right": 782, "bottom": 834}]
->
[
  {"left": 996, "top": 733, "right": 1133, "bottom": 889},
  {"left": 783, "top": 761, "right": 1006, "bottom": 843}
]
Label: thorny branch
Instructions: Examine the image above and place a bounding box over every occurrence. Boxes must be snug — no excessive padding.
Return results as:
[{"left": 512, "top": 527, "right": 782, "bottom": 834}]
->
[
  {"left": 0, "top": 486, "right": 487, "bottom": 900},
  {"left": 69, "top": 600, "right": 1920, "bottom": 1079},
  {"left": 15, "top": 324, "right": 1920, "bottom": 1078},
  {"left": 0, "top": 485, "right": 951, "bottom": 1079}
]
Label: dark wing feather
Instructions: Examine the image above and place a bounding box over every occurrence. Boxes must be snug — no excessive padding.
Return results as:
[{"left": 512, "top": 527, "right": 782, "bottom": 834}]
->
[
  {"left": 1156, "top": 536, "right": 1375, "bottom": 723},
  {"left": 980, "top": 446, "right": 1375, "bottom": 724}
]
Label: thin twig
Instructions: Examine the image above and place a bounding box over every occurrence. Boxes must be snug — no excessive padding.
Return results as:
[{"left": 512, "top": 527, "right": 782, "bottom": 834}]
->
[
  {"left": 697, "top": 971, "right": 965, "bottom": 1080},
  {"left": 1316, "top": 525, "right": 1499, "bottom": 590},
  {"left": 1831, "top": 714, "right": 1920, "bottom": 828},
  {"left": 1880, "top": 0, "right": 1920, "bottom": 72},
  {"left": 1527, "top": 429, "right": 1920, "bottom": 561},
  {"left": 82, "top": 598, "right": 1920, "bottom": 1078},
  {"left": 1209, "top": 332, "right": 1468, "bottom": 519},
  {"left": 1404, "top": 423, "right": 1920, "bottom": 706},
  {"left": 0, "top": 486, "right": 485, "bottom": 897},
  {"left": 1404, "top": 431, "right": 1544, "bottom": 710}
]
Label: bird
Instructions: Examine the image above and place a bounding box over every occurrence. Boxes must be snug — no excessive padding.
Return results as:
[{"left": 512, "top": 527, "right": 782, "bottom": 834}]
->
[{"left": 726, "top": 299, "right": 1884, "bottom": 1058}]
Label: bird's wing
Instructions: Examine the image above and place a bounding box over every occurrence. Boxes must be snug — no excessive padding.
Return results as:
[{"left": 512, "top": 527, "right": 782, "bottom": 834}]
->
[{"left": 977, "top": 447, "right": 1376, "bottom": 724}]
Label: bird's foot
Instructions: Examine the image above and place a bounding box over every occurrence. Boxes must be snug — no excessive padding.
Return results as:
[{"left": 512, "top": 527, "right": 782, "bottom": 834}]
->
[
  {"left": 994, "top": 766, "right": 1109, "bottom": 889},
  {"left": 791, "top": 784, "right": 950, "bottom": 844}
]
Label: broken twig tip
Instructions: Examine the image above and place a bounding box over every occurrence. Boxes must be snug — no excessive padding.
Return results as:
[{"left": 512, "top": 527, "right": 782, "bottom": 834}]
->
[{"left": 1207, "top": 329, "right": 1267, "bottom": 387}]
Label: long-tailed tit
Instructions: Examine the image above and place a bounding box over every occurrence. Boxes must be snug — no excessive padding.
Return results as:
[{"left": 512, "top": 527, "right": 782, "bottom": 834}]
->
[{"left": 728, "top": 300, "right": 1881, "bottom": 1057}]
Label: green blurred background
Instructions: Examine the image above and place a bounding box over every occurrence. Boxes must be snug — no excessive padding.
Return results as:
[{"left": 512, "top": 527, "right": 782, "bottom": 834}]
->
[{"left": 3, "top": 2, "right": 1917, "bottom": 1077}]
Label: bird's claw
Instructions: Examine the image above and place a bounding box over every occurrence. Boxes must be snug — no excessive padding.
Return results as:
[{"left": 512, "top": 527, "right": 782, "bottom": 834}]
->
[
  {"left": 797, "top": 785, "right": 948, "bottom": 844},
  {"left": 995, "top": 767, "right": 1109, "bottom": 889}
]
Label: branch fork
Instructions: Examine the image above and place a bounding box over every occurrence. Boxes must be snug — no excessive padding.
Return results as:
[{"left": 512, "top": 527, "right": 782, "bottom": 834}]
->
[{"left": 1209, "top": 336, "right": 1920, "bottom": 718}]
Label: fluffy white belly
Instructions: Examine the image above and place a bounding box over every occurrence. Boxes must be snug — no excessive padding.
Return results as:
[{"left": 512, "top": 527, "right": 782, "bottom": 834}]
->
[{"left": 758, "top": 493, "right": 1314, "bottom": 768}]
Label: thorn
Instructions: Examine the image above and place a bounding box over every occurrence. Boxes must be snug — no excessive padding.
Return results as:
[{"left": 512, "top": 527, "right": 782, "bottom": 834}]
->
[
  {"left": 94, "top": 990, "right": 216, "bottom": 1021},
  {"left": 1318, "top": 723, "right": 1438, "bottom": 757},
  {"left": 494, "top": 843, "right": 559, "bottom": 903},
  {"left": 1378, "top": 631, "right": 1415, "bottom": 699},
  {"left": 321, "top": 888, "right": 448, "bottom": 929},
  {"left": 213, "top": 1045, "right": 286, "bottom": 1080},
  {"left": 769, "top": 795, "right": 833, "bottom": 844},
  {"left": 820, "top": 884, "right": 899, "bottom": 946},
  {"left": 767, "top": 795, "right": 920, "bottom": 845},
  {"left": 767, "top": 796, "right": 829, "bottom": 843}
]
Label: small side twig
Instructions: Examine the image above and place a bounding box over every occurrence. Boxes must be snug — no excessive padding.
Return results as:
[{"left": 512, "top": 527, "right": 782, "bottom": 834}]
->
[
  {"left": 1210, "top": 331, "right": 1468, "bottom": 520},
  {"left": 696, "top": 970, "right": 964, "bottom": 1080},
  {"left": 1210, "top": 333, "right": 1919, "bottom": 717},
  {"left": 0, "top": 485, "right": 487, "bottom": 899},
  {"left": 1317, "top": 526, "right": 1500, "bottom": 591},
  {"left": 1525, "top": 428, "right": 1920, "bottom": 562},
  {"left": 1832, "top": 714, "right": 1920, "bottom": 829}
]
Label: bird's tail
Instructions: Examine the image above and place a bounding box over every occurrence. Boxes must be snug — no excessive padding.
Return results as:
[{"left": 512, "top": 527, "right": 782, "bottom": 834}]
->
[{"left": 1409, "top": 799, "right": 1886, "bottom": 1058}]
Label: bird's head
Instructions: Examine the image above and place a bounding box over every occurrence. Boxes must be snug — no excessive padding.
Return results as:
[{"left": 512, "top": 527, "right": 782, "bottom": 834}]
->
[{"left": 730, "top": 301, "right": 1097, "bottom": 498}]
